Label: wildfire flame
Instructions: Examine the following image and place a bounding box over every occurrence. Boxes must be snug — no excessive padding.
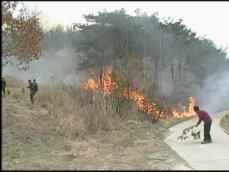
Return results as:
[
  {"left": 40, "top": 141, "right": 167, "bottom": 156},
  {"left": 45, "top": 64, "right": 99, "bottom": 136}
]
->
[
  {"left": 170, "top": 96, "right": 196, "bottom": 118},
  {"left": 123, "top": 89, "right": 163, "bottom": 118},
  {"left": 83, "top": 69, "right": 196, "bottom": 119},
  {"left": 84, "top": 78, "right": 98, "bottom": 90}
]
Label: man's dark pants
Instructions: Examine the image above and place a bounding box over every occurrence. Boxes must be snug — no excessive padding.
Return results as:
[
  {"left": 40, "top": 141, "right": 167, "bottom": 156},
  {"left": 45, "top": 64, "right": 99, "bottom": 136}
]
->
[
  {"left": 204, "top": 120, "right": 212, "bottom": 141},
  {"left": 30, "top": 91, "right": 36, "bottom": 104}
]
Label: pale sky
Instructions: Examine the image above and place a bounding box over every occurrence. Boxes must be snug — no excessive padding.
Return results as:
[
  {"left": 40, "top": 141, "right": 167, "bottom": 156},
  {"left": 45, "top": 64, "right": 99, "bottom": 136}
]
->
[{"left": 23, "top": 1, "right": 229, "bottom": 57}]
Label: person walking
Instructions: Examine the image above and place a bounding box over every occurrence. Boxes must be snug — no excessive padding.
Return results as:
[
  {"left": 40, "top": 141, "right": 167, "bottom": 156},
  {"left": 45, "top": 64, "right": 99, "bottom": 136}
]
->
[
  {"left": 2, "top": 77, "right": 7, "bottom": 95},
  {"left": 32, "top": 79, "right": 38, "bottom": 103},
  {"left": 32, "top": 79, "right": 38, "bottom": 93},
  {"left": 27, "top": 79, "right": 37, "bottom": 104}
]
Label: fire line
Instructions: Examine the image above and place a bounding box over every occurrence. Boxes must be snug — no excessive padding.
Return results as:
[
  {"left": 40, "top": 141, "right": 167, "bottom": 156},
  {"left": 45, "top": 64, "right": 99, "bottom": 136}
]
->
[{"left": 83, "top": 69, "right": 196, "bottom": 119}]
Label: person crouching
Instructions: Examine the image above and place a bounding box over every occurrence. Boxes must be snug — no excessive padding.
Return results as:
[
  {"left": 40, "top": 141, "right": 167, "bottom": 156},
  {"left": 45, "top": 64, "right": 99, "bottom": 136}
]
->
[{"left": 194, "top": 105, "right": 212, "bottom": 144}]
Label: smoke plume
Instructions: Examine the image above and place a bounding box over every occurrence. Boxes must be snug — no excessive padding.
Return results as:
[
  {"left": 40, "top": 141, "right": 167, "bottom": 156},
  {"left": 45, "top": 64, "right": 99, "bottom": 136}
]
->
[
  {"left": 3, "top": 47, "right": 87, "bottom": 87},
  {"left": 197, "top": 71, "right": 229, "bottom": 114}
]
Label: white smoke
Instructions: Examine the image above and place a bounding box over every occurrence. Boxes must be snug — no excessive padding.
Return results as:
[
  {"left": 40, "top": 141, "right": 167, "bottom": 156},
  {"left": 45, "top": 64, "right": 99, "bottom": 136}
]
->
[
  {"left": 3, "top": 47, "right": 87, "bottom": 87},
  {"left": 197, "top": 71, "right": 229, "bottom": 114}
]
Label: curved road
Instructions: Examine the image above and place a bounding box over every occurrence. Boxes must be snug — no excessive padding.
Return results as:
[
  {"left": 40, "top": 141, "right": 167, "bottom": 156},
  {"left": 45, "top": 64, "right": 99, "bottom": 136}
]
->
[{"left": 165, "top": 110, "right": 229, "bottom": 170}]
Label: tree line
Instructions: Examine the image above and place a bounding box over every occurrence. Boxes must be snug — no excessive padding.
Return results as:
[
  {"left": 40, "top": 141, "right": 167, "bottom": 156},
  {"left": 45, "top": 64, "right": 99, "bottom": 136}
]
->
[{"left": 3, "top": 4, "right": 229, "bottom": 106}]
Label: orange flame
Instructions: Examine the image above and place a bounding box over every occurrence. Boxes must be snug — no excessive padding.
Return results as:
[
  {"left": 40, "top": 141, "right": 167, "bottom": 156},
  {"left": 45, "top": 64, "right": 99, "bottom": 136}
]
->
[
  {"left": 83, "top": 69, "right": 196, "bottom": 119},
  {"left": 170, "top": 96, "right": 196, "bottom": 118},
  {"left": 84, "top": 78, "right": 98, "bottom": 90},
  {"left": 84, "top": 69, "right": 116, "bottom": 93},
  {"left": 123, "top": 89, "right": 163, "bottom": 118},
  {"left": 102, "top": 69, "right": 117, "bottom": 94}
]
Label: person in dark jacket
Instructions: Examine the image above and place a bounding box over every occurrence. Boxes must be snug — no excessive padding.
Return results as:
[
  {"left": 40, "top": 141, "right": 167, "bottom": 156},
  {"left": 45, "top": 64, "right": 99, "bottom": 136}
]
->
[
  {"left": 194, "top": 105, "right": 212, "bottom": 144},
  {"left": 27, "top": 79, "right": 36, "bottom": 104},
  {"left": 32, "top": 79, "right": 38, "bottom": 92},
  {"left": 2, "top": 77, "right": 7, "bottom": 95}
]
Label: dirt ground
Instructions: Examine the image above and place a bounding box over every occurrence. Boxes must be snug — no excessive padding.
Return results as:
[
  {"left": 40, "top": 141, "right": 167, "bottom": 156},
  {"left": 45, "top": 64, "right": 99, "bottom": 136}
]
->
[{"left": 2, "top": 85, "right": 192, "bottom": 170}]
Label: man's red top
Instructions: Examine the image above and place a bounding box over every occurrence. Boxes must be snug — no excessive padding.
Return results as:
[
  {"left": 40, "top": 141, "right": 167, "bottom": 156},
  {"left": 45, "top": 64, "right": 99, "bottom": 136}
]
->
[{"left": 196, "top": 110, "right": 212, "bottom": 126}]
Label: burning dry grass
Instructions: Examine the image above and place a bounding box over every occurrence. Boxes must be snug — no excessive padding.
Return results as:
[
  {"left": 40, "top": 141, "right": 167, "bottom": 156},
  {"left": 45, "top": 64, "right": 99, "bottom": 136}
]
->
[
  {"left": 2, "top": 84, "right": 192, "bottom": 170},
  {"left": 83, "top": 67, "right": 196, "bottom": 121},
  {"left": 37, "top": 82, "right": 195, "bottom": 141}
]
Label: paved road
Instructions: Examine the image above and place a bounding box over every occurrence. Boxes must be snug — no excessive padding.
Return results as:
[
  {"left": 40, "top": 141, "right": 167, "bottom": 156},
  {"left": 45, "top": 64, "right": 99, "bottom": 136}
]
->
[{"left": 165, "top": 110, "right": 229, "bottom": 170}]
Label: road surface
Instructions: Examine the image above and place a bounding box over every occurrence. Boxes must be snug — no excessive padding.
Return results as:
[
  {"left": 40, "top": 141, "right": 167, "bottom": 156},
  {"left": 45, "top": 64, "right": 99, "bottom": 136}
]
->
[{"left": 165, "top": 110, "right": 229, "bottom": 170}]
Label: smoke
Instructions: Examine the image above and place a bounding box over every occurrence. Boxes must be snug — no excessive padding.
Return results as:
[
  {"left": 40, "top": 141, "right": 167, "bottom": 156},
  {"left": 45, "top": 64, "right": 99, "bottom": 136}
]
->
[
  {"left": 3, "top": 12, "right": 228, "bottom": 114},
  {"left": 141, "top": 20, "right": 229, "bottom": 114},
  {"left": 197, "top": 71, "right": 229, "bottom": 114},
  {"left": 3, "top": 47, "right": 87, "bottom": 87}
]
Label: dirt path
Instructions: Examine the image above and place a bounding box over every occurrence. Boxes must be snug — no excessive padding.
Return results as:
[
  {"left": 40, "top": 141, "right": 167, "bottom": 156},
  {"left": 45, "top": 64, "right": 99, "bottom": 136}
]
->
[
  {"left": 165, "top": 110, "right": 229, "bottom": 170},
  {"left": 2, "top": 88, "right": 48, "bottom": 129}
]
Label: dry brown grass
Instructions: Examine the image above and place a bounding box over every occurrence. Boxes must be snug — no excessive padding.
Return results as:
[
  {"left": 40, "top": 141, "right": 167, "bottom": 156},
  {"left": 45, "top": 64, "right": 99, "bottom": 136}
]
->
[
  {"left": 4, "top": 75, "right": 27, "bottom": 88},
  {"left": 2, "top": 84, "right": 192, "bottom": 170},
  {"left": 37, "top": 85, "right": 127, "bottom": 140},
  {"left": 36, "top": 84, "right": 188, "bottom": 141}
]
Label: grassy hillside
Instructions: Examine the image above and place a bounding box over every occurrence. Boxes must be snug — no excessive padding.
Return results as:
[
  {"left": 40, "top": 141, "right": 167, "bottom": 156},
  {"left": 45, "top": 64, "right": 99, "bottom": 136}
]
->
[
  {"left": 2, "top": 77, "right": 192, "bottom": 170},
  {"left": 3, "top": 75, "right": 27, "bottom": 88}
]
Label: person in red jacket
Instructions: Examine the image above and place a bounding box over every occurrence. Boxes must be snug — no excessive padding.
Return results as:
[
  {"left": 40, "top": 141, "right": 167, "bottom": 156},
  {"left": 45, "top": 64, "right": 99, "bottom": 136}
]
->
[{"left": 194, "top": 106, "right": 212, "bottom": 144}]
